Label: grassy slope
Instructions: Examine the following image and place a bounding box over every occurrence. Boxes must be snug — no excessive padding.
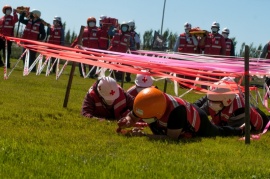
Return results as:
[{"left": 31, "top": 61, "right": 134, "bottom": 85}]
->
[{"left": 0, "top": 64, "right": 270, "bottom": 178}]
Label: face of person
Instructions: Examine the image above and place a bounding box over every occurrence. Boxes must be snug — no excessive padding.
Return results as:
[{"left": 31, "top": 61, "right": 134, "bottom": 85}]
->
[
  {"left": 53, "top": 20, "right": 59, "bottom": 26},
  {"left": 130, "top": 26, "right": 135, "bottom": 31},
  {"left": 88, "top": 21, "right": 96, "bottom": 28},
  {"left": 222, "top": 33, "right": 229, "bottom": 38},
  {"left": 208, "top": 100, "right": 223, "bottom": 112},
  {"left": 136, "top": 86, "right": 146, "bottom": 93},
  {"left": 211, "top": 27, "right": 219, "bottom": 34},
  {"left": 101, "top": 97, "right": 115, "bottom": 106},
  {"left": 5, "top": 9, "right": 12, "bottom": 15},
  {"left": 121, "top": 25, "right": 128, "bottom": 32},
  {"left": 29, "top": 13, "right": 34, "bottom": 19}
]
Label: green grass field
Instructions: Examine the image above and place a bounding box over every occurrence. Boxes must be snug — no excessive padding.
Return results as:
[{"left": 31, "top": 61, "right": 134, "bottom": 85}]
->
[{"left": 0, "top": 62, "right": 270, "bottom": 178}]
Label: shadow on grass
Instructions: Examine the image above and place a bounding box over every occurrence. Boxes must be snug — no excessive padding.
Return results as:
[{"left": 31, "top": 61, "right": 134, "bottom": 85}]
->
[
  {"left": 121, "top": 132, "right": 203, "bottom": 144},
  {"left": 146, "top": 135, "right": 203, "bottom": 144}
]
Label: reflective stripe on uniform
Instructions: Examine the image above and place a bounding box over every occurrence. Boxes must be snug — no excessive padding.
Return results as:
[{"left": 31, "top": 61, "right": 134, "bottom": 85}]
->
[
  {"left": 114, "top": 99, "right": 126, "bottom": 109},
  {"left": 212, "top": 45, "right": 221, "bottom": 49}
]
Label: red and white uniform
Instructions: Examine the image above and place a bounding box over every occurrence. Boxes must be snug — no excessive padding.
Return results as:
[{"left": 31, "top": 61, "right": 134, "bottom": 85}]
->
[
  {"left": 209, "top": 94, "right": 263, "bottom": 131},
  {"left": 81, "top": 82, "right": 134, "bottom": 119},
  {"left": 98, "top": 25, "right": 109, "bottom": 50},
  {"left": 108, "top": 32, "right": 130, "bottom": 52},
  {"left": 127, "top": 85, "right": 156, "bottom": 98},
  {"left": 202, "top": 33, "right": 226, "bottom": 55},
  {"left": 127, "top": 85, "right": 138, "bottom": 98},
  {"left": 0, "top": 14, "right": 18, "bottom": 36},
  {"left": 47, "top": 26, "right": 62, "bottom": 45},
  {"left": 178, "top": 33, "right": 197, "bottom": 53},
  {"left": 22, "top": 20, "right": 42, "bottom": 40},
  {"left": 157, "top": 94, "right": 201, "bottom": 132},
  {"left": 82, "top": 26, "right": 100, "bottom": 49},
  {"left": 224, "top": 38, "right": 233, "bottom": 56}
]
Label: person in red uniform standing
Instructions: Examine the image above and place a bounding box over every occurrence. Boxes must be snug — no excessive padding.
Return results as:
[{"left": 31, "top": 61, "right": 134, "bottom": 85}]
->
[
  {"left": 125, "top": 20, "right": 140, "bottom": 82},
  {"left": 98, "top": 15, "right": 110, "bottom": 50},
  {"left": 79, "top": 17, "right": 100, "bottom": 78},
  {"left": 108, "top": 21, "right": 130, "bottom": 82},
  {"left": 118, "top": 87, "right": 244, "bottom": 139},
  {"left": 81, "top": 76, "right": 134, "bottom": 120},
  {"left": 221, "top": 27, "right": 235, "bottom": 56},
  {"left": 127, "top": 73, "right": 153, "bottom": 98},
  {"left": 47, "top": 16, "right": 65, "bottom": 73},
  {"left": 193, "top": 78, "right": 269, "bottom": 133},
  {"left": 0, "top": 5, "right": 18, "bottom": 68},
  {"left": 173, "top": 22, "right": 199, "bottom": 88},
  {"left": 199, "top": 22, "right": 226, "bottom": 56},
  {"left": 173, "top": 22, "right": 198, "bottom": 53},
  {"left": 82, "top": 17, "right": 100, "bottom": 49},
  {"left": 19, "top": 9, "right": 46, "bottom": 72},
  {"left": 47, "top": 16, "right": 64, "bottom": 45},
  {"left": 128, "top": 20, "right": 140, "bottom": 51}
]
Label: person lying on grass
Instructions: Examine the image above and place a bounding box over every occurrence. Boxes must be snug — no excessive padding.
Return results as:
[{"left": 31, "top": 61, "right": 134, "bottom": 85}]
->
[
  {"left": 127, "top": 73, "right": 154, "bottom": 98},
  {"left": 193, "top": 77, "right": 270, "bottom": 133},
  {"left": 81, "top": 76, "right": 134, "bottom": 120},
  {"left": 117, "top": 87, "right": 244, "bottom": 140}
]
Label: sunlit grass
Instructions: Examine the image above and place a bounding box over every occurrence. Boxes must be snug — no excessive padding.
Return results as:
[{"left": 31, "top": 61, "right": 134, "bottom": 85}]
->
[{"left": 0, "top": 62, "right": 270, "bottom": 178}]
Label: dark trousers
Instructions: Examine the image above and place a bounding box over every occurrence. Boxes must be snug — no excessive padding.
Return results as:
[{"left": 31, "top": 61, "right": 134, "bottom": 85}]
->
[
  {"left": 113, "top": 71, "right": 131, "bottom": 82},
  {"left": 194, "top": 105, "right": 242, "bottom": 137},
  {"left": 0, "top": 39, "right": 12, "bottom": 68},
  {"left": 160, "top": 104, "right": 242, "bottom": 138},
  {"left": 125, "top": 72, "right": 131, "bottom": 82},
  {"left": 51, "top": 57, "right": 57, "bottom": 73},
  {"left": 114, "top": 71, "right": 123, "bottom": 81}
]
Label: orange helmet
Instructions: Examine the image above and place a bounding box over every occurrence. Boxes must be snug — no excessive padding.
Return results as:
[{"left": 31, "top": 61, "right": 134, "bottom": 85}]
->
[
  {"left": 87, "top": 17, "right": 96, "bottom": 23},
  {"left": 133, "top": 87, "right": 166, "bottom": 119},
  {"left": 2, "top": 5, "right": 12, "bottom": 14}
]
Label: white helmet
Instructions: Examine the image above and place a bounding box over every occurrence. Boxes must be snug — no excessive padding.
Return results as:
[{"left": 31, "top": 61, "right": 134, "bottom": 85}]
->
[
  {"left": 128, "top": 20, "right": 135, "bottom": 27},
  {"left": 121, "top": 21, "right": 129, "bottom": 27},
  {"left": 207, "top": 82, "right": 236, "bottom": 107},
  {"left": 97, "top": 77, "right": 120, "bottom": 104},
  {"left": 31, "top": 9, "right": 41, "bottom": 18},
  {"left": 100, "top": 15, "right": 107, "bottom": 20},
  {"left": 135, "top": 74, "right": 153, "bottom": 87},
  {"left": 53, "top": 16, "right": 61, "bottom": 22},
  {"left": 184, "top": 22, "right": 192, "bottom": 29},
  {"left": 211, "top": 21, "right": 220, "bottom": 28},
  {"left": 209, "top": 77, "right": 235, "bottom": 91},
  {"left": 220, "top": 76, "right": 235, "bottom": 83},
  {"left": 222, "top": 27, "right": 230, "bottom": 34}
]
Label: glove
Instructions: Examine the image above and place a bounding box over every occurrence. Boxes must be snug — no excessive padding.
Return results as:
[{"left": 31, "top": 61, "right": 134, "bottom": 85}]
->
[
  {"left": 117, "top": 117, "right": 131, "bottom": 129},
  {"left": 130, "top": 127, "right": 146, "bottom": 137},
  {"left": 117, "top": 111, "right": 141, "bottom": 130},
  {"left": 116, "top": 127, "right": 146, "bottom": 136}
]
